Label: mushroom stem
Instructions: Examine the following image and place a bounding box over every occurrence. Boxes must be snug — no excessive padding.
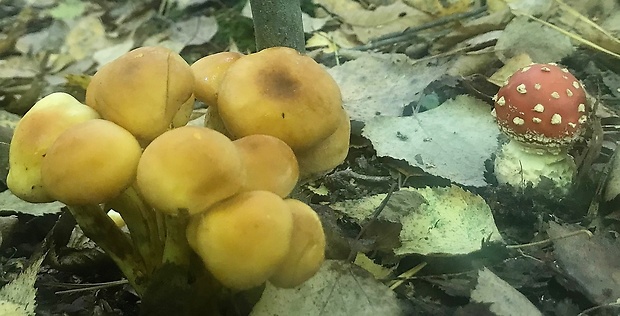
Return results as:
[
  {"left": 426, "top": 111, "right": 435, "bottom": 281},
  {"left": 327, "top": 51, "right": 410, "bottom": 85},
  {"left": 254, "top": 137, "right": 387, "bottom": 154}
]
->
[
  {"left": 249, "top": 0, "right": 305, "bottom": 52},
  {"left": 67, "top": 204, "right": 148, "bottom": 295},
  {"left": 161, "top": 213, "right": 191, "bottom": 268},
  {"left": 105, "top": 185, "right": 163, "bottom": 274},
  {"left": 494, "top": 139, "right": 576, "bottom": 192}
]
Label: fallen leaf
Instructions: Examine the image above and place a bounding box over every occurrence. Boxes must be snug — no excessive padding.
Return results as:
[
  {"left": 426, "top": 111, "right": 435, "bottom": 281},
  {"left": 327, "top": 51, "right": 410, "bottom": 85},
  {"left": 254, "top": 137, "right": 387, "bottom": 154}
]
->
[
  {"left": 494, "top": 16, "right": 575, "bottom": 63},
  {"left": 547, "top": 221, "right": 620, "bottom": 305},
  {"left": 328, "top": 53, "right": 452, "bottom": 122},
  {"left": 0, "top": 190, "right": 64, "bottom": 216},
  {"left": 251, "top": 260, "right": 407, "bottom": 315},
  {"left": 469, "top": 267, "right": 543, "bottom": 316},
  {"left": 362, "top": 95, "right": 500, "bottom": 187}
]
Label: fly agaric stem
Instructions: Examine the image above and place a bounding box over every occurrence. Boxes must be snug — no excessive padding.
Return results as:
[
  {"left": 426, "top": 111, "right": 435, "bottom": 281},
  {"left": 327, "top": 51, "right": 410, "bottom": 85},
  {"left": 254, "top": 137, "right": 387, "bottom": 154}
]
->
[
  {"left": 67, "top": 204, "right": 148, "bottom": 295},
  {"left": 249, "top": 0, "right": 306, "bottom": 53}
]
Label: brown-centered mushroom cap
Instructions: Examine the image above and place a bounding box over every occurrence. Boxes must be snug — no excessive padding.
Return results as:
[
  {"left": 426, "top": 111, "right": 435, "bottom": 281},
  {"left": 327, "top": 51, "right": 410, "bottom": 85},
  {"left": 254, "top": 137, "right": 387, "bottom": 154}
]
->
[{"left": 217, "top": 46, "right": 343, "bottom": 152}]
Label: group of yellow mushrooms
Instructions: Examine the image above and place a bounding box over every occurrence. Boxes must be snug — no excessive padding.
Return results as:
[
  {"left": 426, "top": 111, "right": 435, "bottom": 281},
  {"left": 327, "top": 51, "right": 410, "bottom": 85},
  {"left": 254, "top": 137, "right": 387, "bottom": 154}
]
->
[{"left": 7, "top": 46, "right": 350, "bottom": 291}]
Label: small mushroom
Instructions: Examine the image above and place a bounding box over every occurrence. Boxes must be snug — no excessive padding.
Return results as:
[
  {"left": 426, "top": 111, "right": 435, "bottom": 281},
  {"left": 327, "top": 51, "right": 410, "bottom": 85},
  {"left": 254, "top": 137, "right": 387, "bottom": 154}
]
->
[
  {"left": 233, "top": 134, "right": 299, "bottom": 197},
  {"left": 269, "top": 199, "right": 325, "bottom": 288},
  {"left": 186, "top": 190, "right": 293, "bottom": 290},
  {"left": 86, "top": 46, "right": 194, "bottom": 144},
  {"left": 41, "top": 119, "right": 142, "bottom": 205},
  {"left": 217, "top": 47, "right": 343, "bottom": 152},
  {"left": 191, "top": 51, "right": 243, "bottom": 107},
  {"left": 7, "top": 92, "right": 100, "bottom": 202},
  {"left": 296, "top": 109, "right": 351, "bottom": 179},
  {"left": 136, "top": 126, "right": 244, "bottom": 215},
  {"left": 492, "top": 63, "right": 589, "bottom": 191}
]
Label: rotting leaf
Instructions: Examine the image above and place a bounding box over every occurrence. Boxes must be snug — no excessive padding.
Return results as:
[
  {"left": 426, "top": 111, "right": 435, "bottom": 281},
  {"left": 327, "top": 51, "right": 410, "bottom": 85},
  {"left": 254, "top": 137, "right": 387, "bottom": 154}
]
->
[
  {"left": 0, "top": 190, "right": 64, "bottom": 216},
  {"left": 468, "top": 267, "right": 543, "bottom": 316},
  {"left": 328, "top": 53, "right": 452, "bottom": 122},
  {"left": 314, "top": 0, "right": 432, "bottom": 43},
  {"left": 332, "top": 186, "right": 503, "bottom": 256},
  {"left": 250, "top": 260, "right": 407, "bottom": 316},
  {"left": 0, "top": 250, "right": 46, "bottom": 316},
  {"left": 494, "top": 16, "right": 574, "bottom": 63},
  {"left": 547, "top": 221, "right": 620, "bottom": 305},
  {"left": 362, "top": 95, "right": 500, "bottom": 187}
]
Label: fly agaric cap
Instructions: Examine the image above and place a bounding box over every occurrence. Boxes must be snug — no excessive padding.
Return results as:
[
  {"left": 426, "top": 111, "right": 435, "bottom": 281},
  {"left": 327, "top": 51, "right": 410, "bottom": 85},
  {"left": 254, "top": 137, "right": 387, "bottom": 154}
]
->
[
  {"left": 86, "top": 46, "right": 194, "bottom": 144},
  {"left": 136, "top": 126, "right": 243, "bottom": 215},
  {"left": 191, "top": 51, "right": 243, "bottom": 107},
  {"left": 217, "top": 46, "right": 343, "bottom": 152},
  {"left": 41, "top": 119, "right": 142, "bottom": 205},
  {"left": 233, "top": 134, "right": 299, "bottom": 197},
  {"left": 186, "top": 190, "right": 293, "bottom": 290},
  {"left": 493, "top": 63, "right": 588, "bottom": 149},
  {"left": 297, "top": 109, "right": 350, "bottom": 179},
  {"left": 269, "top": 199, "right": 325, "bottom": 288},
  {"left": 7, "top": 92, "right": 100, "bottom": 202}
]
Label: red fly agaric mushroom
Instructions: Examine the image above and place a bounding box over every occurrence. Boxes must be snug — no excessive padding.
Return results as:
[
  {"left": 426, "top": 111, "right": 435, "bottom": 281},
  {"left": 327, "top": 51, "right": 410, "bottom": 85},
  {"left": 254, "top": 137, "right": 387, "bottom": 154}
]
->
[
  {"left": 7, "top": 92, "right": 100, "bottom": 202},
  {"left": 217, "top": 46, "right": 343, "bottom": 152},
  {"left": 492, "top": 63, "right": 589, "bottom": 191},
  {"left": 136, "top": 126, "right": 244, "bottom": 215},
  {"left": 186, "top": 190, "right": 293, "bottom": 290},
  {"left": 86, "top": 46, "right": 194, "bottom": 144},
  {"left": 233, "top": 134, "right": 299, "bottom": 197},
  {"left": 41, "top": 119, "right": 142, "bottom": 205}
]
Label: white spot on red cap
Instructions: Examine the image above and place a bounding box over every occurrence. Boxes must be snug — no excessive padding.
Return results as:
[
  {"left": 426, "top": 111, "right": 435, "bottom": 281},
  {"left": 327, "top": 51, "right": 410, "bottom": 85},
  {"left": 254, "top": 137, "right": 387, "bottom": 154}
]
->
[
  {"left": 516, "top": 84, "right": 527, "bottom": 94},
  {"left": 578, "top": 104, "right": 586, "bottom": 113},
  {"left": 513, "top": 117, "right": 525, "bottom": 125},
  {"left": 533, "top": 104, "right": 544, "bottom": 112},
  {"left": 532, "top": 117, "right": 542, "bottom": 123},
  {"left": 551, "top": 114, "right": 562, "bottom": 125},
  {"left": 497, "top": 96, "right": 506, "bottom": 106},
  {"left": 566, "top": 89, "right": 573, "bottom": 97},
  {"left": 551, "top": 92, "right": 560, "bottom": 99}
]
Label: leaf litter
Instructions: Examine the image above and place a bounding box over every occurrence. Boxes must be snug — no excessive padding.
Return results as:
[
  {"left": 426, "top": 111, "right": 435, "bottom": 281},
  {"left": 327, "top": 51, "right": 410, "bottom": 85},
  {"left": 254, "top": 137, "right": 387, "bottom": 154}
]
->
[{"left": 1, "top": 0, "right": 620, "bottom": 314}]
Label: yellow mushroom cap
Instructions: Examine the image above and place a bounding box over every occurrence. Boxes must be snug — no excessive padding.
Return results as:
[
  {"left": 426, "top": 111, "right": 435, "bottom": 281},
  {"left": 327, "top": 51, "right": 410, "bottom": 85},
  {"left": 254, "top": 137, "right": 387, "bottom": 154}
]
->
[
  {"left": 191, "top": 51, "right": 243, "bottom": 107},
  {"left": 7, "top": 92, "right": 100, "bottom": 202},
  {"left": 86, "top": 46, "right": 194, "bottom": 144},
  {"left": 297, "top": 109, "right": 351, "bottom": 179},
  {"left": 217, "top": 46, "right": 343, "bottom": 152},
  {"left": 136, "top": 126, "right": 243, "bottom": 215},
  {"left": 187, "top": 190, "right": 293, "bottom": 290},
  {"left": 233, "top": 134, "right": 299, "bottom": 197},
  {"left": 41, "top": 119, "right": 141, "bottom": 205},
  {"left": 269, "top": 199, "right": 326, "bottom": 288}
]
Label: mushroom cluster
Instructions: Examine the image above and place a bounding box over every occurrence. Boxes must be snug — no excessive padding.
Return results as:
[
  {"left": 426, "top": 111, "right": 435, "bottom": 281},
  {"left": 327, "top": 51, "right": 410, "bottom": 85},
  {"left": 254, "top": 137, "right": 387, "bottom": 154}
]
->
[
  {"left": 492, "top": 63, "right": 589, "bottom": 193},
  {"left": 193, "top": 46, "right": 351, "bottom": 179},
  {"left": 8, "top": 46, "right": 344, "bottom": 298}
]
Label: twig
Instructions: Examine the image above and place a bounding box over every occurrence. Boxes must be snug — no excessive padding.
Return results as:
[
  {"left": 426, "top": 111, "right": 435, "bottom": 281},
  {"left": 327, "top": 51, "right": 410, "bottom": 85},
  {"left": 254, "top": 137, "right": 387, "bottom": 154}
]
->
[
  {"left": 505, "top": 229, "right": 592, "bottom": 249},
  {"left": 347, "top": 181, "right": 398, "bottom": 262},
  {"left": 54, "top": 279, "right": 129, "bottom": 295},
  {"left": 353, "top": 3, "right": 488, "bottom": 51}
]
